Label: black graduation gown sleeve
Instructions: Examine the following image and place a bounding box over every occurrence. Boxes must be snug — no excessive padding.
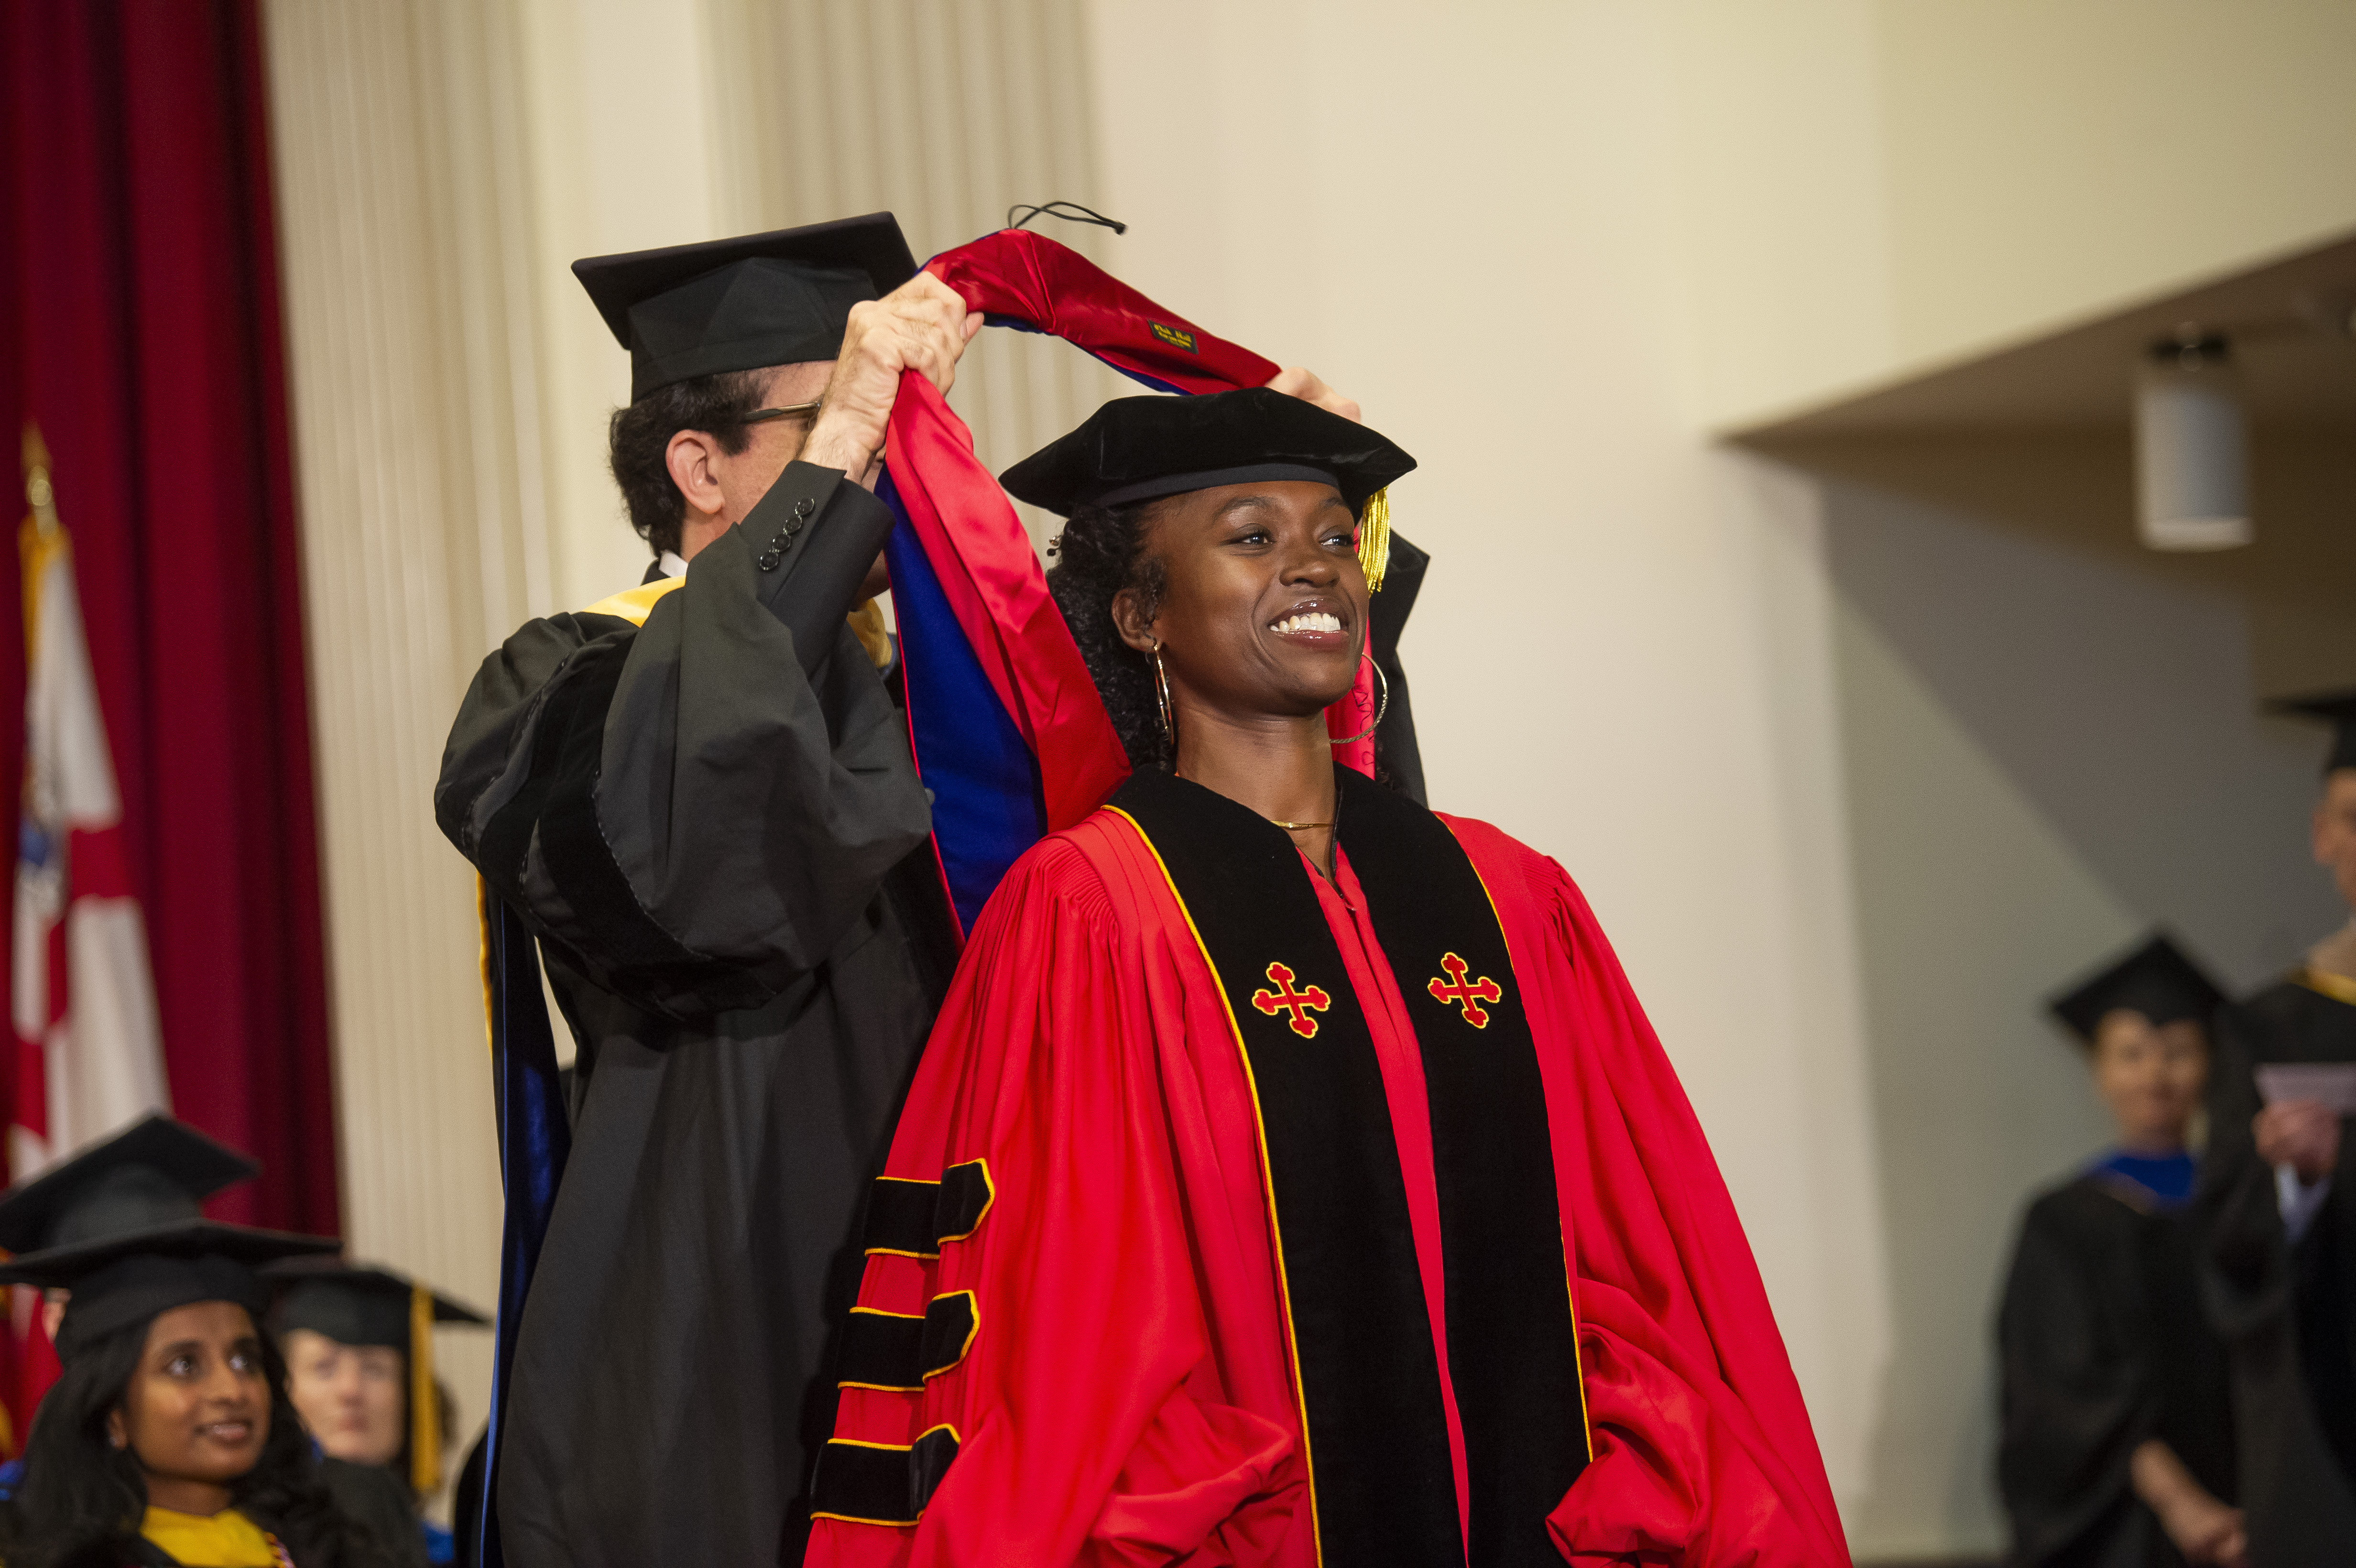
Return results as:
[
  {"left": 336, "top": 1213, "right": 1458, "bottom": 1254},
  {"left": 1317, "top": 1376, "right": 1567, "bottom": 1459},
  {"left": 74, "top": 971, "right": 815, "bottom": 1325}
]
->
[
  {"left": 448, "top": 1427, "right": 487, "bottom": 1568},
  {"left": 2195, "top": 990, "right": 2356, "bottom": 1559},
  {"left": 314, "top": 1458, "right": 432, "bottom": 1568},
  {"left": 431, "top": 464, "right": 949, "bottom": 1568},
  {"left": 1998, "top": 1182, "right": 2168, "bottom": 1568},
  {"left": 435, "top": 460, "right": 932, "bottom": 1017}
]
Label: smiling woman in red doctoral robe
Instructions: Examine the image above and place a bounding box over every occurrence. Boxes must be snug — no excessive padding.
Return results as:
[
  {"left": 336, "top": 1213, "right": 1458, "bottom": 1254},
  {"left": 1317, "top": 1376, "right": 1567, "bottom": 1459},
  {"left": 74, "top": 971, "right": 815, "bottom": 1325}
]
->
[{"left": 803, "top": 388, "right": 1850, "bottom": 1568}]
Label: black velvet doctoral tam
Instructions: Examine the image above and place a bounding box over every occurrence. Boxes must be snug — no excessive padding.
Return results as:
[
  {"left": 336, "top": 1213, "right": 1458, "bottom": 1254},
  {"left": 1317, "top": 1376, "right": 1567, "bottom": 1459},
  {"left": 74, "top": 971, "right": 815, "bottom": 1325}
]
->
[{"left": 1000, "top": 386, "right": 1416, "bottom": 516}]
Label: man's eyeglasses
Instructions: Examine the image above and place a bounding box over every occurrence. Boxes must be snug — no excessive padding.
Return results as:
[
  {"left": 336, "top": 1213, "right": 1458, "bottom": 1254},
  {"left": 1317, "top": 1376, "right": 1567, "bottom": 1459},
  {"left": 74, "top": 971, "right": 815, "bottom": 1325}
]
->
[{"left": 742, "top": 398, "right": 823, "bottom": 426}]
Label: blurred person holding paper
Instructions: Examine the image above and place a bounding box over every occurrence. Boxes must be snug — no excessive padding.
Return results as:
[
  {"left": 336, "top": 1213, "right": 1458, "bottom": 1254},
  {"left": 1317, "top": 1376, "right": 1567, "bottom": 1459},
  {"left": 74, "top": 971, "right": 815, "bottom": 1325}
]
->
[
  {"left": 2195, "top": 691, "right": 2356, "bottom": 1561},
  {"left": 1999, "top": 935, "right": 2242, "bottom": 1568},
  {"left": 268, "top": 1261, "right": 488, "bottom": 1567}
]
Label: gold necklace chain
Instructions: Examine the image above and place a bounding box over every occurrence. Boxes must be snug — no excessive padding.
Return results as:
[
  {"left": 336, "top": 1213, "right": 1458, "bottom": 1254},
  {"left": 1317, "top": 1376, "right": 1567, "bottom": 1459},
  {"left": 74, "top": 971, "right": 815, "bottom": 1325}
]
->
[{"left": 1268, "top": 819, "right": 1332, "bottom": 831}]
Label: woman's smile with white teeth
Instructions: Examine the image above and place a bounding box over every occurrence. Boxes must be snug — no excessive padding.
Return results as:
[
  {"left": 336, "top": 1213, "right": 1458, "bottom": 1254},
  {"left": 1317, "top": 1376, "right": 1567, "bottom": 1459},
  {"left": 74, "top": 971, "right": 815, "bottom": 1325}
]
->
[{"left": 1270, "top": 612, "right": 1342, "bottom": 634}]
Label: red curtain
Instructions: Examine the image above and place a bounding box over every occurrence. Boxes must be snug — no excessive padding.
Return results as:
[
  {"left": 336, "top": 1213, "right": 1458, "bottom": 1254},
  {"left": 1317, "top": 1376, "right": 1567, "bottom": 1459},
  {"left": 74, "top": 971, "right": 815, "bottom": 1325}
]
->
[{"left": 0, "top": 0, "right": 337, "bottom": 1235}]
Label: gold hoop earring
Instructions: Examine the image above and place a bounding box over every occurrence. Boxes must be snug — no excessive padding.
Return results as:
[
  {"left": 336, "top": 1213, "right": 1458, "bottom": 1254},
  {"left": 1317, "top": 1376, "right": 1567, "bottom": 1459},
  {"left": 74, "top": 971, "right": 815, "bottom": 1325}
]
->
[
  {"left": 1151, "top": 642, "right": 1178, "bottom": 752},
  {"left": 1327, "top": 653, "right": 1389, "bottom": 747}
]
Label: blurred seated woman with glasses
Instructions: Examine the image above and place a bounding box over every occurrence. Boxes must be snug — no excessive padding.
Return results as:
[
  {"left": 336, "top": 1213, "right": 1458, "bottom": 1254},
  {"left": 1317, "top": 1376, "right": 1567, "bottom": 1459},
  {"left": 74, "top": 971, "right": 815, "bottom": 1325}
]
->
[{"left": 1999, "top": 935, "right": 2242, "bottom": 1568}]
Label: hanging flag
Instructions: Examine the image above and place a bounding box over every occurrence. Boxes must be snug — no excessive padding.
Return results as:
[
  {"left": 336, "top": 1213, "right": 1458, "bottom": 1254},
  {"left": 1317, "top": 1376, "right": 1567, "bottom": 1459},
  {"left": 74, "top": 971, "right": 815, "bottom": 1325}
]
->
[
  {"left": 4, "top": 425, "right": 170, "bottom": 1443},
  {"left": 882, "top": 227, "right": 1383, "bottom": 934},
  {"left": 12, "top": 425, "right": 169, "bottom": 1174}
]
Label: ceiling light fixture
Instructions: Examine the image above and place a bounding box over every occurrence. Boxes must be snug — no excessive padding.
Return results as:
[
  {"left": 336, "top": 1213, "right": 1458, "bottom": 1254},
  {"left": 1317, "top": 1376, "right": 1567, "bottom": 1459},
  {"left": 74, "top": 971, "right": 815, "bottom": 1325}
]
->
[{"left": 2134, "top": 327, "right": 2250, "bottom": 551}]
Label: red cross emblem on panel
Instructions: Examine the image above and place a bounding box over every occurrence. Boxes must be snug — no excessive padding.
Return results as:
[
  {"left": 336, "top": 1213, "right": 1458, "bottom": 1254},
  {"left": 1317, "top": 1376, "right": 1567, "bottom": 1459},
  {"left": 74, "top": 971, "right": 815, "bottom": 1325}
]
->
[
  {"left": 1428, "top": 952, "right": 1504, "bottom": 1028},
  {"left": 1251, "top": 962, "right": 1332, "bottom": 1038}
]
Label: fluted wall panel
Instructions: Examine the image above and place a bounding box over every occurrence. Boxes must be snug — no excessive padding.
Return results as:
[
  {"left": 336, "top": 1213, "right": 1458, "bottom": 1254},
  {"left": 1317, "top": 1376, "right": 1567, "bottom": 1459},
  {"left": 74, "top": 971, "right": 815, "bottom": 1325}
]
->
[
  {"left": 262, "top": 0, "right": 1110, "bottom": 1497},
  {"left": 709, "top": 0, "right": 1128, "bottom": 547},
  {"left": 261, "top": 0, "right": 559, "bottom": 1474}
]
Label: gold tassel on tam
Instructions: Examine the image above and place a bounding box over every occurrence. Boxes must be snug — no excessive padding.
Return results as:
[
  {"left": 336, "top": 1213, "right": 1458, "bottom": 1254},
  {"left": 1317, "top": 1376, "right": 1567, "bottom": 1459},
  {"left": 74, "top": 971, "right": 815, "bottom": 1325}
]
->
[
  {"left": 410, "top": 1285, "right": 441, "bottom": 1495},
  {"left": 1357, "top": 487, "right": 1392, "bottom": 592},
  {"left": 846, "top": 597, "right": 894, "bottom": 670}
]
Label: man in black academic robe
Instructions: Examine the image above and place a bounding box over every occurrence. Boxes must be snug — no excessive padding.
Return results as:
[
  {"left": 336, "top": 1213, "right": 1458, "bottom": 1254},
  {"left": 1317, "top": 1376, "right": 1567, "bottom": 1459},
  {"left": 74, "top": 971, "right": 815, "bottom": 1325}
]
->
[
  {"left": 435, "top": 215, "right": 972, "bottom": 1568},
  {"left": 438, "top": 213, "right": 1377, "bottom": 1567},
  {"left": 2195, "top": 691, "right": 2356, "bottom": 1563}
]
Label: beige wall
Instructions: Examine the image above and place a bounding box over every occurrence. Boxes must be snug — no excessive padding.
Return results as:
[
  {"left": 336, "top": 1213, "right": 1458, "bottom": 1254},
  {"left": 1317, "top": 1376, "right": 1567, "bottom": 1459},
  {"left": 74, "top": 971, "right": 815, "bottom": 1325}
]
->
[
  {"left": 1798, "top": 436, "right": 2342, "bottom": 1546},
  {"left": 264, "top": 0, "right": 560, "bottom": 1489},
  {"left": 265, "top": 0, "right": 1122, "bottom": 1503},
  {"left": 516, "top": 0, "right": 1128, "bottom": 600},
  {"left": 1874, "top": 0, "right": 2356, "bottom": 380},
  {"left": 266, "top": 0, "right": 2356, "bottom": 1555},
  {"left": 1680, "top": 0, "right": 2356, "bottom": 430},
  {"left": 1084, "top": 0, "right": 1897, "bottom": 1526},
  {"left": 1087, "top": 0, "right": 2356, "bottom": 1555}
]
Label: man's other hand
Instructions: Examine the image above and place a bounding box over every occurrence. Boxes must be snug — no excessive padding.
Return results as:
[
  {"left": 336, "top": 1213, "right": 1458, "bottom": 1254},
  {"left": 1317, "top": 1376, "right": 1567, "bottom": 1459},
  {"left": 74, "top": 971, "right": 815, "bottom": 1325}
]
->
[
  {"left": 1264, "top": 366, "right": 1361, "bottom": 424},
  {"left": 2255, "top": 1099, "right": 2343, "bottom": 1184},
  {"left": 804, "top": 272, "right": 983, "bottom": 485}
]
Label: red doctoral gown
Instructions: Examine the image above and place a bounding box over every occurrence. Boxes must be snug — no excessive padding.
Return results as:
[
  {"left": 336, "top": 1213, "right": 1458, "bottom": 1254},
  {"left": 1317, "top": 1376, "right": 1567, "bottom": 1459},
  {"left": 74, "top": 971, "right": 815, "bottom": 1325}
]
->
[{"left": 806, "top": 771, "right": 1848, "bottom": 1567}]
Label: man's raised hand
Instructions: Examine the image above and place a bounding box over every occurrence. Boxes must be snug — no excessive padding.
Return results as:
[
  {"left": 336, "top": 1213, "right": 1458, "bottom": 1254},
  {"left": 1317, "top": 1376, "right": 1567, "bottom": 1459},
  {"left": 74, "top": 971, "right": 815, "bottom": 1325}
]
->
[
  {"left": 804, "top": 272, "right": 984, "bottom": 484},
  {"left": 1264, "top": 366, "right": 1362, "bottom": 424}
]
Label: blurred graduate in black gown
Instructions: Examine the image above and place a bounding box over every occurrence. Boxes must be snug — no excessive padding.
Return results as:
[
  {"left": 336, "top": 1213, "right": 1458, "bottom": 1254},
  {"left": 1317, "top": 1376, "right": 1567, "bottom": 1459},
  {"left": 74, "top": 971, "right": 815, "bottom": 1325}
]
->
[
  {"left": 1999, "top": 935, "right": 2242, "bottom": 1568},
  {"left": 2193, "top": 693, "right": 2356, "bottom": 1563},
  {"left": 269, "top": 1262, "right": 487, "bottom": 1567}
]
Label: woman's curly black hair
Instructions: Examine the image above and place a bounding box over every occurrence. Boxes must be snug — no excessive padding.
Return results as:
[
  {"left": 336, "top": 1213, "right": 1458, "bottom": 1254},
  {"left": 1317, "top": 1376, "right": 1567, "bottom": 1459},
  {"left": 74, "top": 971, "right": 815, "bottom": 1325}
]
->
[
  {"left": 0, "top": 1309, "right": 401, "bottom": 1568},
  {"left": 1047, "top": 499, "right": 1174, "bottom": 773}
]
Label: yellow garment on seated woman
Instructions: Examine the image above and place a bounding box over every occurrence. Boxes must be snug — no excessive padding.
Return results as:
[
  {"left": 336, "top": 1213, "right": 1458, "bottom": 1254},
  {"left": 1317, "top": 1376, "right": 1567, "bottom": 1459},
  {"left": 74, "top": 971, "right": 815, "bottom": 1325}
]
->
[{"left": 141, "top": 1505, "right": 284, "bottom": 1567}]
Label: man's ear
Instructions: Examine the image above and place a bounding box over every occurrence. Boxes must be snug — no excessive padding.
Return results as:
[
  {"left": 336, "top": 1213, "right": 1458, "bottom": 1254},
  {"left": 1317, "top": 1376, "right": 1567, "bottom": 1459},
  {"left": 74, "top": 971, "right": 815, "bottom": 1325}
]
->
[
  {"left": 665, "top": 429, "right": 727, "bottom": 523},
  {"left": 1111, "top": 586, "right": 1159, "bottom": 653}
]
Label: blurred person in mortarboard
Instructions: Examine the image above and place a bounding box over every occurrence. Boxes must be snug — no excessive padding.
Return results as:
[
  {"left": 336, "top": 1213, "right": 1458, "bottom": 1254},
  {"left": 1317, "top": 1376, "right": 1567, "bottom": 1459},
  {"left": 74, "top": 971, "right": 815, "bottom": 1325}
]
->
[
  {"left": 1998, "top": 935, "right": 2243, "bottom": 1568},
  {"left": 2187, "top": 693, "right": 2356, "bottom": 1561},
  {"left": 266, "top": 1262, "right": 487, "bottom": 1568},
  {"left": 0, "top": 1115, "right": 261, "bottom": 1336},
  {"left": 0, "top": 1217, "right": 407, "bottom": 1568},
  {"left": 434, "top": 215, "right": 1363, "bottom": 1568},
  {"left": 802, "top": 391, "right": 1847, "bottom": 1567}
]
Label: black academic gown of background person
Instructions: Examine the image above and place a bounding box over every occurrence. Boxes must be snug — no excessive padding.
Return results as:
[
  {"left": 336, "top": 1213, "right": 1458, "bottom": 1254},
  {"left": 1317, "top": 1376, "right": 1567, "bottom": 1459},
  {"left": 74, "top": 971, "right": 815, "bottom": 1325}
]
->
[
  {"left": 1998, "top": 1163, "right": 2236, "bottom": 1568},
  {"left": 2196, "top": 974, "right": 2356, "bottom": 1563},
  {"left": 436, "top": 461, "right": 958, "bottom": 1568}
]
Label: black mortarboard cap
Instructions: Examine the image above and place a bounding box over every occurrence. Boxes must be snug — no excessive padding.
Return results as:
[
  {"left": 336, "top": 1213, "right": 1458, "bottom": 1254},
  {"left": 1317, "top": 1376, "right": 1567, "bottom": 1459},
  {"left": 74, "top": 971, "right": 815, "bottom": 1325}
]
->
[
  {"left": 0, "top": 1113, "right": 259, "bottom": 1256},
  {"left": 0, "top": 1220, "right": 338, "bottom": 1359},
  {"left": 263, "top": 1257, "right": 486, "bottom": 1493},
  {"left": 999, "top": 387, "right": 1417, "bottom": 518},
  {"left": 2048, "top": 932, "right": 2227, "bottom": 1046},
  {"left": 2266, "top": 688, "right": 2356, "bottom": 776},
  {"left": 573, "top": 213, "right": 919, "bottom": 401},
  {"left": 265, "top": 1258, "right": 489, "bottom": 1350}
]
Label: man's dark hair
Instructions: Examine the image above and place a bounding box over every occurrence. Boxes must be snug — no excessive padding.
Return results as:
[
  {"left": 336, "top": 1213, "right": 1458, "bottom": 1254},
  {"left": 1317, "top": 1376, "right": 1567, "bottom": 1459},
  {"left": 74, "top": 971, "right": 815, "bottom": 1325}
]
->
[
  {"left": 1047, "top": 499, "right": 1172, "bottom": 773},
  {"left": 607, "top": 368, "right": 770, "bottom": 558},
  {"left": 0, "top": 1312, "right": 401, "bottom": 1568}
]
